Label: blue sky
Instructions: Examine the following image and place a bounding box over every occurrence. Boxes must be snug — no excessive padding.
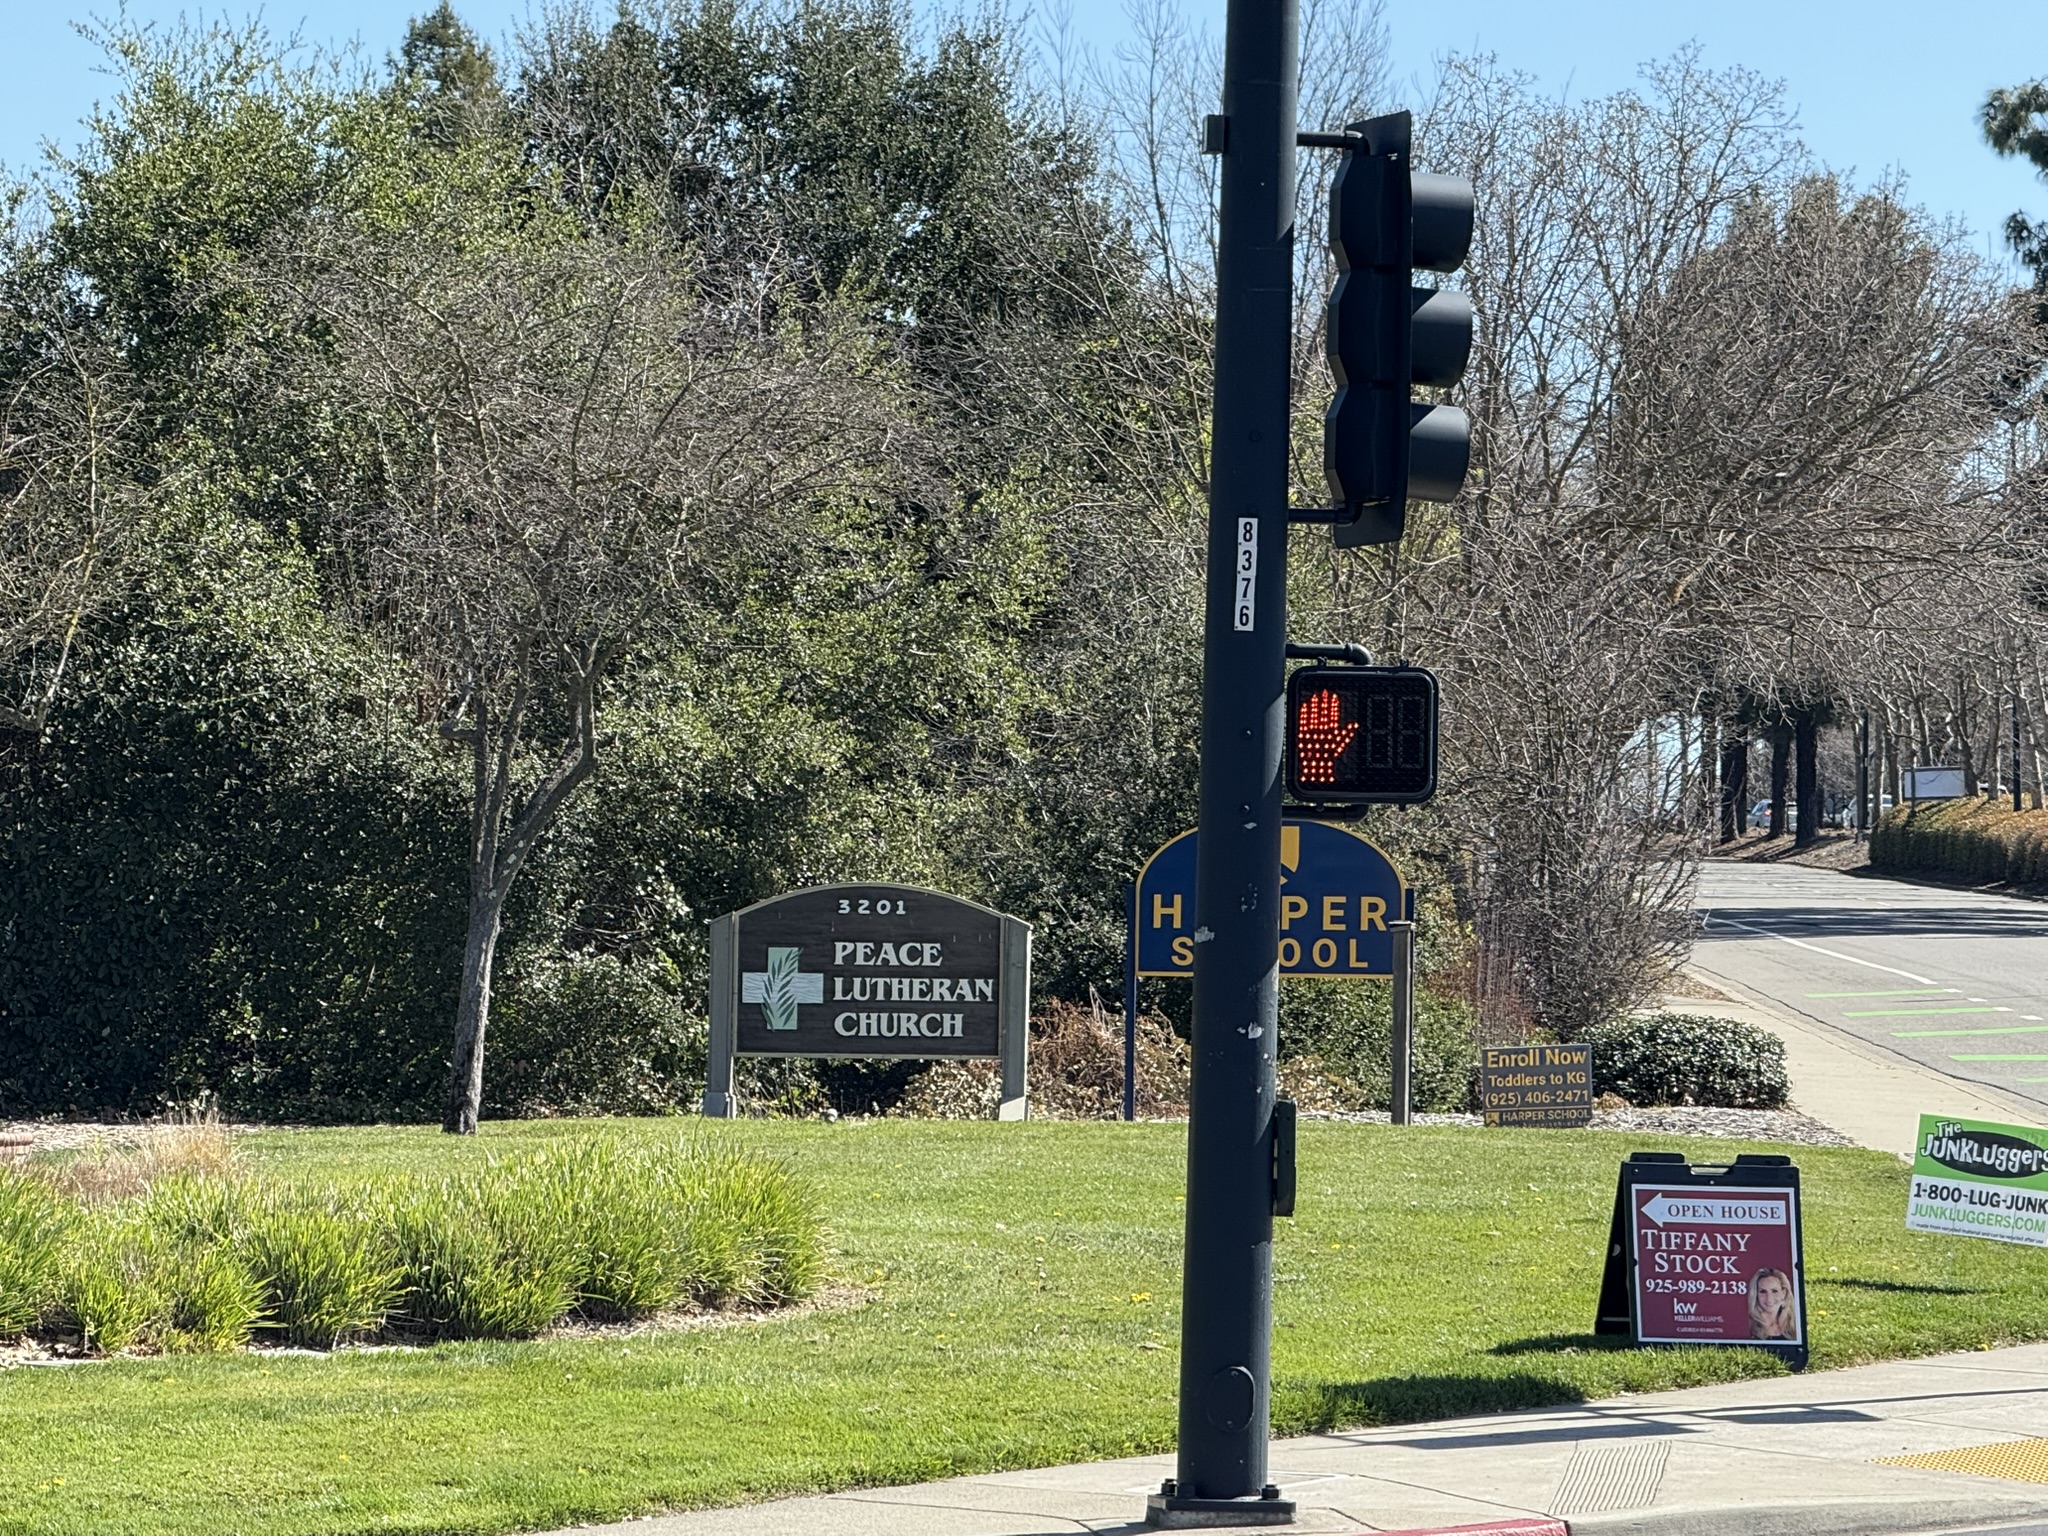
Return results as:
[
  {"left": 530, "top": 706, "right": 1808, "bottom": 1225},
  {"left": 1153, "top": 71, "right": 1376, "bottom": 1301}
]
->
[{"left": 2, "top": 0, "right": 2043, "bottom": 271}]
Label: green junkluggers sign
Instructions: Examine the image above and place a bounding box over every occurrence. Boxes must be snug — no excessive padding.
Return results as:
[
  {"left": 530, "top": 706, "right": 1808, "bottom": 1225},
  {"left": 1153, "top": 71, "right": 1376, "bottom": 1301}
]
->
[{"left": 1906, "top": 1113, "right": 2048, "bottom": 1248}]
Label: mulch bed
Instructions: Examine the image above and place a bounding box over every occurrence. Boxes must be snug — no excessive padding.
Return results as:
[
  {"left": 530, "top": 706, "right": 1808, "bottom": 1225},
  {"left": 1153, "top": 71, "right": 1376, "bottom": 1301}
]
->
[{"left": 1303, "top": 1104, "right": 1856, "bottom": 1147}]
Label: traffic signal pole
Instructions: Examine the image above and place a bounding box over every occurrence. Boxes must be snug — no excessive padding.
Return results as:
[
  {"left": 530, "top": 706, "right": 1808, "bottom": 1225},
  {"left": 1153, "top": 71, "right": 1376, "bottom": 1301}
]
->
[{"left": 1149, "top": 0, "right": 1298, "bottom": 1525}]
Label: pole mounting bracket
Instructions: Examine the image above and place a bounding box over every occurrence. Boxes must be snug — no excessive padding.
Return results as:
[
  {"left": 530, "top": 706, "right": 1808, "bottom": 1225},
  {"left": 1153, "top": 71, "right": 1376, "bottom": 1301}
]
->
[{"left": 1285, "top": 642, "right": 1372, "bottom": 666}]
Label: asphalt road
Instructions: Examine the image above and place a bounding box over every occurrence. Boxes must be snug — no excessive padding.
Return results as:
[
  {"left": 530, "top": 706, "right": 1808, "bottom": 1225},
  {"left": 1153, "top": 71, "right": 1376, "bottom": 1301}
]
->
[{"left": 1693, "top": 861, "right": 2048, "bottom": 1117}]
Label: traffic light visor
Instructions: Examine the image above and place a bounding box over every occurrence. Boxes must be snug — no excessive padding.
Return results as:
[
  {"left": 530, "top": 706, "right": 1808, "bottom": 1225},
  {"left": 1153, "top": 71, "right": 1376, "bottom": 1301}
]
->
[{"left": 1411, "top": 174, "right": 1474, "bottom": 272}]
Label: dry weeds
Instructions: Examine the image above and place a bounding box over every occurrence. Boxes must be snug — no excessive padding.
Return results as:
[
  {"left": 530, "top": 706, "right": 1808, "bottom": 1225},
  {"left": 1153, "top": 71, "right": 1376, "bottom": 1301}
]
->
[
  {"left": 30, "top": 1103, "right": 237, "bottom": 1201},
  {"left": 893, "top": 998, "right": 1192, "bottom": 1120}
]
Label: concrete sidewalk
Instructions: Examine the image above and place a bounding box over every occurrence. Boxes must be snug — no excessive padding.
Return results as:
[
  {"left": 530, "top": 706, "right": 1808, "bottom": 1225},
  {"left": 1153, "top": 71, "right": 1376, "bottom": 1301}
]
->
[
  {"left": 552, "top": 1345, "right": 2048, "bottom": 1536},
  {"left": 1665, "top": 974, "right": 2044, "bottom": 1157}
]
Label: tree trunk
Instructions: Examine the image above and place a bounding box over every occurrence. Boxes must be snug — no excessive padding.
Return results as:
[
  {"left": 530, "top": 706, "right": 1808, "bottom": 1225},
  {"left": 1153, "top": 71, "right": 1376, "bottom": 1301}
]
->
[
  {"left": 1768, "top": 727, "right": 1791, "bottom": 839},
  {"left": 1882, "top": 721, "right": 1898, "bottom": 818},
  {"left": 1793, "top": 707, "right": 1819, "bottom": 847},
  {"left": 444, "top": 885, "right": 505, "bottom": 1134},
  {"left": 2029, "top": 663, "right": 2048, "bottom": 808},
  {"left": 1699, "top": 703, "right": 1717, "bottom": 833},
  {"left": 439, "top": 656, "right": 600, "bottom": 1134},
  {"left": 1957, "top": 681, "right": 1978, "bottom": 794},
  {"left": 1718, "top": 726, "right": 1748, "bottom": 843}
]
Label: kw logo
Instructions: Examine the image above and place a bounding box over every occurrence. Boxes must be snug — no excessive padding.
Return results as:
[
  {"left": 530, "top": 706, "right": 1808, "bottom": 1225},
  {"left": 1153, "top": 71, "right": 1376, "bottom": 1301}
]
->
[
  {"left": 1674, "top": 1302, "right": 1697, "bottom": 1315},
  {"left": 741, "top": 947, "right": 824, "bottom": 1030}
]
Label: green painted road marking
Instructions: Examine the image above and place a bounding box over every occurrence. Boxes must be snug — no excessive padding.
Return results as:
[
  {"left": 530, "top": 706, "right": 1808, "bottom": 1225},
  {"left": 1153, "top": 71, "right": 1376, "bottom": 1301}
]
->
[
  {"left": 1893, "top": 1025, "right": 2048, "bottom": 1038},
  {"left": 1807, "top": 988, "right": 1952, "bottom": 998},
  {"left": 1951, "top": 1054, "right": 2048, "bottom": 1062},
  {"left": 1843, "top": 1006, "right": 2003, "bottom": 1017}
]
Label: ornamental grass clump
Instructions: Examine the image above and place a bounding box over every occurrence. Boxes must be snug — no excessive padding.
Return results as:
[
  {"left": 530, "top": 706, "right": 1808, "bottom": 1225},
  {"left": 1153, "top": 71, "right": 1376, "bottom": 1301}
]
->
[
  {"left": 41, "top": 1105, "right": 237, "bottom": 1203},
  {"left": 158, "top": 1247, "right": 269, "bottom": 1353},
  {"left": 555, "top": 1138, "right": 693, "bottom": 1322},
  {"left": 9, "top": 1136, "right": 822, "bottom": 1355},
  {"left": 237, "top": 1188, "right": 402, "bottom": 1349},
  {"left": 388, "top": 1164, "right": 580, "bottom": 1341},
  {"left": 677, "top": 1144, "right": 825, "bottom": 1307},
  {"left": 0, "top": 1169, "right": 72, "bottom": 1336},
  {"left": 57, "top": 1211, "right": 162, "bottom": 1354}
]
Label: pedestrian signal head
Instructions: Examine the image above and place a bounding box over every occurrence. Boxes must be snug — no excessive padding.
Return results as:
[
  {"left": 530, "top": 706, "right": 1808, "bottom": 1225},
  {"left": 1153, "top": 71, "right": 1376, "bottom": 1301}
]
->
[{"left": 1284, "top": 666, "right": 1439, "bottom": 804}]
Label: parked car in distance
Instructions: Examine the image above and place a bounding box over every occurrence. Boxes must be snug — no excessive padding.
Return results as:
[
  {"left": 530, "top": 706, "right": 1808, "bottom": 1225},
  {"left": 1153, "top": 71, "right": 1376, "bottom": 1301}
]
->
[{"left": 1747, "top": 800, "right": 1804, "bottom": 832}]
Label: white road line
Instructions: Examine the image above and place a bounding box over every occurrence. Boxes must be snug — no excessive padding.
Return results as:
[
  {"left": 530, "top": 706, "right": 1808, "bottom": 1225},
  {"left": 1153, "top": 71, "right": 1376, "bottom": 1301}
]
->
[{"left": 1704, "top": 914, "right": 1940, "bottom": 985}]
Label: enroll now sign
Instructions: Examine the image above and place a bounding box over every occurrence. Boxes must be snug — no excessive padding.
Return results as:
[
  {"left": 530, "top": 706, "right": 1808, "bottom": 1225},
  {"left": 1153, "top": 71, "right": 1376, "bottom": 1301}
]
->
[{"left": 1135, "top": 821, "right": 1407, "bottom": 978}]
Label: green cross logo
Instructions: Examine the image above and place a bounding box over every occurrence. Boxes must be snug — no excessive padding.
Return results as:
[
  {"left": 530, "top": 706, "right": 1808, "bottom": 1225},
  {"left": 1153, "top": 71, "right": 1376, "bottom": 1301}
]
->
[{"left": 741, "top": 946, "right": 824, "bottom": 1030}]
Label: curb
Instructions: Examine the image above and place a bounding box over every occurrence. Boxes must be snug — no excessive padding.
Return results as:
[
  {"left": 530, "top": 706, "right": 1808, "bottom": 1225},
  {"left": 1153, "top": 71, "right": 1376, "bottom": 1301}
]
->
[
  {"left": 1339, "top": 1494, "right": 2048, "bottom": 1536},
  {"left": 1566, "top": 1494, "right": 2048, "bottom": 1536}
]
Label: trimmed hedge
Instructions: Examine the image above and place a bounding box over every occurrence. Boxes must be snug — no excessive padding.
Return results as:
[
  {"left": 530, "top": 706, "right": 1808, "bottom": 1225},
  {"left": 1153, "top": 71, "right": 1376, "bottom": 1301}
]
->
[
  {"left": 1869, "top": 798, "right": 2048, "bottom": 884},
  {"left": 1589, "top": 1012, "right": 1789, "bottom": 1109}
]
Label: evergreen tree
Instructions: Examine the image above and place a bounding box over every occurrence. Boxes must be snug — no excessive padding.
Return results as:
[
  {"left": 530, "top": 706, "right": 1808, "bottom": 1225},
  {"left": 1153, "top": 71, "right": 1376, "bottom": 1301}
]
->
[{"left": 1984, "top": 80, "right": 2048, "bottom": 312}]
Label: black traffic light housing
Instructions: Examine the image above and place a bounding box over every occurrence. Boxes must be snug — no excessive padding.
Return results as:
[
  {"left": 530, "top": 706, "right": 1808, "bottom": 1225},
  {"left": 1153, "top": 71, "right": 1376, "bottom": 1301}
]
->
[
  {"left": 1323, "top": 110, "right": 1475, "bottom": 547},
  {"left": 1284, "top": 664, "right": 1439, "bottom": 804}
]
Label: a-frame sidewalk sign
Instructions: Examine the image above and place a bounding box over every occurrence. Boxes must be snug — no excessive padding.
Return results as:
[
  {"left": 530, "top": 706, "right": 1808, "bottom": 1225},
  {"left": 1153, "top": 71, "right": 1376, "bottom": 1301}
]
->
[{"left": 1596, "top": 1150, "right": 1809, "bottom": 1371}]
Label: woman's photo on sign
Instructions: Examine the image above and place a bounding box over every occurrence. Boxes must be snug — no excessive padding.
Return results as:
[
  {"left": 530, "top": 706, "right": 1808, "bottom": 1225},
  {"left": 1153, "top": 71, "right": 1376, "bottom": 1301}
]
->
[{"left": 1748, "top": 1267, "right": 1798, "bottom": 1340}]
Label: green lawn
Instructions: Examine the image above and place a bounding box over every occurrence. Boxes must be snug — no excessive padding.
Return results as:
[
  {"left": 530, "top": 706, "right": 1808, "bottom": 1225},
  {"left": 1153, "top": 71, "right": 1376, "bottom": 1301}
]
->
[{"left": 3, "top": 1117, "right": 2044, "bottom": 1536}]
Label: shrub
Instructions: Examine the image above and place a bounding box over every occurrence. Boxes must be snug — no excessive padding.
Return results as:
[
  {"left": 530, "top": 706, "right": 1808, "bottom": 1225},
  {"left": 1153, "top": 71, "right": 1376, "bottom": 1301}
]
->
[
  {"left": 893, "top": 1001, "right": 1192, "bottom": 1120},
  {"left": 238, "top": 1189, "right": 402, "bottom": 1348},
  {"left": 485, "top": 952, "right": 704, "bottom": 1118},
  {"left": 0, "top": 1169, "right": 70, "bottom": 1335},
  {"left": 1590, "top": 1012, "right": 1789, "bottom": 1109},
  {"left": 1277, "top": 980, "right": 1477, "bottom": 1114},
  {"left": 1869, "top": 798, "right": 2048, "bottom": 885}
]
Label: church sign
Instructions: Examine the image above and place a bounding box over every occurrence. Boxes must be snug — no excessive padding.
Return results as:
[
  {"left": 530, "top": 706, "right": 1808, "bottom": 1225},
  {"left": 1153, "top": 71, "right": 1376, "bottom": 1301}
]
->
[{"left": 703, "top": 884, "right": 1030, "bottom": 1120}]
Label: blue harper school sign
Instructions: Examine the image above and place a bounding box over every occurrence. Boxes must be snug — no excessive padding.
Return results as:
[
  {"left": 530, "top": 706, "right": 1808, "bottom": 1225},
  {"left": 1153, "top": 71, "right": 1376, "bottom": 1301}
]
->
[{"left": 1135, "top": 821, "right": 1408, "bottom": 978}]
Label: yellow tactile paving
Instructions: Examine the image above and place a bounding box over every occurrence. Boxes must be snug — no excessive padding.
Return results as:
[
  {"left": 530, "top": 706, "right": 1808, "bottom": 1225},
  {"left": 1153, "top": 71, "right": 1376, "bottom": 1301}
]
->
[{"left": 1875, "top": 1439, "right": 2048, "bottom": 1484}]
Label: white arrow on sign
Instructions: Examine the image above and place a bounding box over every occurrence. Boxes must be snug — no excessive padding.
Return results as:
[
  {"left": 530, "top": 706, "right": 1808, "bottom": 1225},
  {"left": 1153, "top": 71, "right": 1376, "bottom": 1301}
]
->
[{"left": 1640, "top": 1193, "right": 1787, "bottom": 1227}]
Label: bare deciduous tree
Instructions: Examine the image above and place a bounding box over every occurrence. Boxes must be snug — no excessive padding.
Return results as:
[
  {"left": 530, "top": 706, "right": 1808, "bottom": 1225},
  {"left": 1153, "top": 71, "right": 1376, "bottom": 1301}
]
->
[
  {"left": 278, "top": 222, "right": 909, "bottom": 1131},
  {"left": 0, "top": 308, "right": 141, "bottom": 735}
]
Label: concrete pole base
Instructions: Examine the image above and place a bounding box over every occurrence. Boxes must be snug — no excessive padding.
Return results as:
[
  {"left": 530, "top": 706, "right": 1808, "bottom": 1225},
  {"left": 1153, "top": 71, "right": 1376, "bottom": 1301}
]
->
[{"left": 1145, "top": 1482, "right": 1296, "bottom": 1527}]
